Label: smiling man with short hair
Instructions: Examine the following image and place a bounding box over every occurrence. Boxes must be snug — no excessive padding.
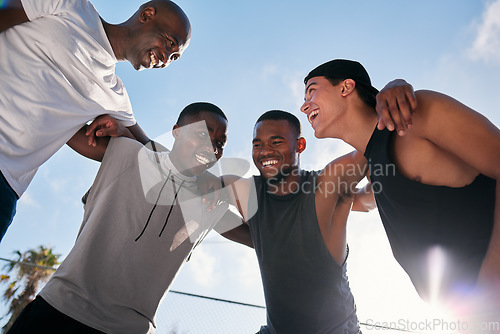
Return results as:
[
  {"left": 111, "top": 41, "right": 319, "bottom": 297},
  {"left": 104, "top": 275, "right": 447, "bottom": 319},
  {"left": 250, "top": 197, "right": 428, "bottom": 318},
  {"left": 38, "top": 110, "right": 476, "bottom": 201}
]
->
[
  {"left": 0, "top": 0, "right": 191, "bottom": 242},
  {"left": 7, "top": 103, "right": 252, "bottom": 334}
]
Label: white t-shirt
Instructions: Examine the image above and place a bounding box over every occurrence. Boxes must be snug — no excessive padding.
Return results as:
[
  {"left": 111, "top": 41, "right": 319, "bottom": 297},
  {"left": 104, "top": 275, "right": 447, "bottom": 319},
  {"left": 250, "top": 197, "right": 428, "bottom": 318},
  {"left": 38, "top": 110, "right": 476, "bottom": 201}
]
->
[
  {"left": 0, "top": 0, "right": 136, "bottom": 197},
  {"left": 40, "top": 138, "right": 228, "bottom": 334}
]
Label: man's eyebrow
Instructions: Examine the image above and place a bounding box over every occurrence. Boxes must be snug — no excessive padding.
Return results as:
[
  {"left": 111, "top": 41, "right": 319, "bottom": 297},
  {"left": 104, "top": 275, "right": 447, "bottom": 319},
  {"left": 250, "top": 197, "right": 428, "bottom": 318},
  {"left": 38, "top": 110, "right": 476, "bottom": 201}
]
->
[
  {"left": 270, "top": 135, "right": 286, "bottom": 140},
  {"left": 304, "top": 82, "right": 317, "bottom": 101},
  {"left": 252, "top": 138, "right": 261, "bottom": 144},
  {"left": 164, "top": 33, "right": 179, "bottom": 46},
  {"left": 305, "top": 82, "right": 316, "bottom": 93},
  {"left": 169, "top": 33, "right": 179, "bottom": 45}
]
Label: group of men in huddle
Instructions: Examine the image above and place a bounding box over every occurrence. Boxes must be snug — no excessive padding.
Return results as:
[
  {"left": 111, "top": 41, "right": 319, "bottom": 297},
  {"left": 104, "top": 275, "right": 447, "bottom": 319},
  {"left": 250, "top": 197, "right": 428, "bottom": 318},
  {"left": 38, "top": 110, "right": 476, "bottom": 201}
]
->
[{"left": 1, "top": 0, "right": 499, "bottom": 333}]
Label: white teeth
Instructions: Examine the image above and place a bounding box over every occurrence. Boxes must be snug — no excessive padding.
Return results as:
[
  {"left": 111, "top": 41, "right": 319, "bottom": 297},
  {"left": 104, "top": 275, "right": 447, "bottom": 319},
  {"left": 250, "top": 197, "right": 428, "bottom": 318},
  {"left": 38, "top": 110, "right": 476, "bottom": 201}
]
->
[
  {"left": 262, "top": 160, "right": 278, "bottom": 167},
  {"left": 308, "top": 110, "right": 319, "bottom": 124},
  {"left": 149, "top": 52, "right": 159, "bottom": 67},
  {"left": 195, "top": 154, "right": 210, "bottom": 165}
]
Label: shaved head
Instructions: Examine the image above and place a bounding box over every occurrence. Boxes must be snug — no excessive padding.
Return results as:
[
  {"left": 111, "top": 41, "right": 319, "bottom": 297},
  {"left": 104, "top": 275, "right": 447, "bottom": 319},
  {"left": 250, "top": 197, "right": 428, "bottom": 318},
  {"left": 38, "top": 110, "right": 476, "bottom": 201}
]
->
[
  {"left": 139, "top": 0, "right": 191, "bottom": 39},
  {"left": 110, "top": 0, "right": 191, "bottom": 70}
]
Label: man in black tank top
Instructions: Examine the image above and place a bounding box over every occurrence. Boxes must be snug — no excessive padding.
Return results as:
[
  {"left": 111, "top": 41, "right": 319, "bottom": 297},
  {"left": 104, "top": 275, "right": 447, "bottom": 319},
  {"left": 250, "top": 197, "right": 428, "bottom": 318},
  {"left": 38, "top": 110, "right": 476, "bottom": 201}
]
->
[
  {"left": 224, "top": 110, "right": 371, "bottom": 333},
  {"left": 301, "top": 59, "right": 500, "bottom": 325}
]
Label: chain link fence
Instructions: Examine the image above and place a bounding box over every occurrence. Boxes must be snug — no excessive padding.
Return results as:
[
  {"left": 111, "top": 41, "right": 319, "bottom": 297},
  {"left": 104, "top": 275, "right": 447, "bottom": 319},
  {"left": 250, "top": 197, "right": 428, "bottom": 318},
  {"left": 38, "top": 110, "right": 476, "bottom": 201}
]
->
[
  {"left": 154, "top": 290, "right": 415, "bottom": 334},
  {"left": 155, "top": 290, "right": 266, "bottom": 334},
  {"left": 0, "top": 257, "right": 422, "bottom": 333}
]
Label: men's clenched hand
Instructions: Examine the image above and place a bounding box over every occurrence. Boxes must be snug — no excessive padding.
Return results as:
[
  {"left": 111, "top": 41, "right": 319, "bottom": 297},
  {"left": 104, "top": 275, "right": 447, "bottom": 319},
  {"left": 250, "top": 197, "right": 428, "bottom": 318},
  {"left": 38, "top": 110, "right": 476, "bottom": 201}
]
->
[
  {"left": 196, "top": 172, "right": 224, "bottom": 211},
  {"left": 85, "top": 114, "right": 131, "bottom": 147},
  {"left": 376, "top": 79, "right": 417, "bottom": 136}
]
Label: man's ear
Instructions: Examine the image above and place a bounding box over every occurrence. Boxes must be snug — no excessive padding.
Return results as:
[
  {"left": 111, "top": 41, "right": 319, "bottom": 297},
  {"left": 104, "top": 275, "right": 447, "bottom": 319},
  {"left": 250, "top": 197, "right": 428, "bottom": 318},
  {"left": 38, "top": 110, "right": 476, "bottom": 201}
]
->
[
  {"left": 296, "top": 137, "right": 306, "bottom": 153},
  {"left": 172, "top": 124, "right": 181, "bottom": 138},
  {"left": 341, "top": 79, "right": 356, "bottom": 97},
  {"left": 139, "top": 7, "right": 156, "bottom": 23}
]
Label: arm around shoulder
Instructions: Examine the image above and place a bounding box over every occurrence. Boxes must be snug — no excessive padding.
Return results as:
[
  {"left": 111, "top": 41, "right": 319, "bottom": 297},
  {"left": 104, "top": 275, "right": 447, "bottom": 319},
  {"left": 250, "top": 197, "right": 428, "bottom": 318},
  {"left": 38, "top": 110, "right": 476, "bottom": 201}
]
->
[
  {"left": 413, "top": 89, "right": 500, "bottom": 296},
  {"left": 67, "top": 125, "right": 110, "bottom": 162},
  {"left": 67, "top": 115, "right": 136, "bottom": 162},
  {"left": 412, "top": 89, "right": 500, "bottom": 179},
  {"left": 127, "top": 123, "right": 151, "bottom": 145},
  {"left": 220, "top": 175, "right": 256, "bottom": 222},
  {"left": 218, "top": 211, "right": 254, "bottom": 248},
  {"left": 318, "top": 150, "right": 368, "bottom": 200}
]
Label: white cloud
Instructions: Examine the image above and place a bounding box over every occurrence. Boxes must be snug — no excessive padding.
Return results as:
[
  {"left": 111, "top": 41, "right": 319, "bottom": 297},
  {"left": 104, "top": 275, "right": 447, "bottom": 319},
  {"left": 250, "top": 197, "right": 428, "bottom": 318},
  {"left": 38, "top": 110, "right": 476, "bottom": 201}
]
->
[
  {"left": 48, "top": 177, "right": 69, "bottom": 195},
  {"left": 235, "top": 248, "right": 260, "bottom": 287},
  {"left": 301, "top": 138, "right": 354, "bottom": 172},
  {"left": 18, "top": 192, "right": 40, "bottom": 208},
  {"left": 187, "top": 245, "right": 219, "bottom": 288},
  {"left": 282, "top": 70, "right": 304, "bottom": 110},
  {"left": 261, "top": 64, "right": 278, "bottom": 80},
  {"left": 468, "top": 0, "right": 500, "bottom": 63}
]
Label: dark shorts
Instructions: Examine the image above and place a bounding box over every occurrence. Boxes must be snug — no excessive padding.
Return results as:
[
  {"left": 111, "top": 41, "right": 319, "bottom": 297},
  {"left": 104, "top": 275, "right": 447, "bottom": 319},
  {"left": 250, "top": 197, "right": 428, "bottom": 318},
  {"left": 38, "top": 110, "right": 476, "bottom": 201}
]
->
[
  {"left": 7, "top": 296, "right": 104, "bottom": 334},
  {"left": 0, "top": 172, "right": 17, "bottom": 242}
]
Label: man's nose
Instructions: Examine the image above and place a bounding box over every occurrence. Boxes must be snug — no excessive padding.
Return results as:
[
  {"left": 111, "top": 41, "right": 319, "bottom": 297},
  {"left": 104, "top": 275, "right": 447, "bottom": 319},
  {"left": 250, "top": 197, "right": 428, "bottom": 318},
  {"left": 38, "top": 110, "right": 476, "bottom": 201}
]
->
[
  {"left": 300, "top": 101, "right": 310, "bottom": 114},
  {"left": 259, "top": 144, "right": 274, "bottom": 156}
]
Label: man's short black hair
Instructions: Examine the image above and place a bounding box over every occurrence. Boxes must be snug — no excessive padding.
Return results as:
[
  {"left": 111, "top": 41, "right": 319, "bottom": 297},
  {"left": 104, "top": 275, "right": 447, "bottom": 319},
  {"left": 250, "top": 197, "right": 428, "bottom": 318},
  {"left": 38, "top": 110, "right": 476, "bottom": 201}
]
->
[
  {"left": 255, "top": 110, "right": 301, "bottom": 138},
  {"left": 176, "top": 102, "right": 227, "bottom": 126},
  {"left": 305, "top": 59, "right": 378, "bottom": 109}
]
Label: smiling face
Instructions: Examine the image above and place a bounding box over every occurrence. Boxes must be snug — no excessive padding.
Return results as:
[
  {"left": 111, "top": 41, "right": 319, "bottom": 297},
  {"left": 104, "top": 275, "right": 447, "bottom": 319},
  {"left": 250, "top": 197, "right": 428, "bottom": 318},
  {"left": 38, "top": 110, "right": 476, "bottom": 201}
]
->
[
  {"left": 301, "top": 76, "right": 344, "bottom": 138},
  {"left": 127, "top": 2, "right": 191, "bottom": 71},
  {"left": 252, "top": 119, "right": 304, "bottom": 182},
  {"left": 171, "top": 111, "right": 227, "bottom": 177}
]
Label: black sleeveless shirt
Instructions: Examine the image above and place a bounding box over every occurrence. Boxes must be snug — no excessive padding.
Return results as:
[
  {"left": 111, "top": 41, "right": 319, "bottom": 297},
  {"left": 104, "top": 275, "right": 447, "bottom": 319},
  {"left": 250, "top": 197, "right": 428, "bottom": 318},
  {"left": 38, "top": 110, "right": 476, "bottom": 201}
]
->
[
  {"left": 364, "top": 127, "right": 496, "bottom": 301},
  {"left": 248, "top": 171, "right": 360, "bottom": 334}
]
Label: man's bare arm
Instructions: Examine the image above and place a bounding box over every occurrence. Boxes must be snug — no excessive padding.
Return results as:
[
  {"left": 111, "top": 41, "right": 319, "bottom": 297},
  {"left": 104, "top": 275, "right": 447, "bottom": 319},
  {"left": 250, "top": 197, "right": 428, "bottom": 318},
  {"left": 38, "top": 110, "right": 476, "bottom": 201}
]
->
[
  {"left": 221, "top": 223, "right": 254, "bottom": 248},
  {"left": 413, "top": 90, "right": 500, "bottom": 294},
  {"left": 352, "top": 182, "right": 376, "bottom": 212},
  {"left": 315, "top": 150, "right": 368, "bottom": 264},
  {"left": 0, "top": 0, "right": 29, "bottom": 33},
  {"left": 67, "top": 126, "right": 110, "bottom": 162},
  {"left": 127, "top": 123, "right": 151, "bottom": 145},
  {"left": 67, "top": 115, "right": 135, "bottom": 161},
  {"left": 220, "top": 175, "right": 255, "bottom": 222}
]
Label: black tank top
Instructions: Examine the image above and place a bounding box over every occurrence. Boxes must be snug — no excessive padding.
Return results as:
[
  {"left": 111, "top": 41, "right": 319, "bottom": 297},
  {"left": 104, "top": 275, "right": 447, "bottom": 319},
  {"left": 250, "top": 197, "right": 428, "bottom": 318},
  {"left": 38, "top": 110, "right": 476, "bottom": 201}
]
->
[
  {"left": 364, "top": 127, "right": 496, "bottom": 301},
  {"left": 248, "top": 171, "right": 360, "bottom": 334}
]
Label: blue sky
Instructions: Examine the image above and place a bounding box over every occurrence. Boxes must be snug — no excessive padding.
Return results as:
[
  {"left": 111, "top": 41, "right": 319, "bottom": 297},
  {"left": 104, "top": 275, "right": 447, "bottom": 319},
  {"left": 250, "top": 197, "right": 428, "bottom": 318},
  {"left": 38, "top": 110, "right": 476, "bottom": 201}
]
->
[{"left": 2, "top": 0, "right": 500, "bottom": 332}]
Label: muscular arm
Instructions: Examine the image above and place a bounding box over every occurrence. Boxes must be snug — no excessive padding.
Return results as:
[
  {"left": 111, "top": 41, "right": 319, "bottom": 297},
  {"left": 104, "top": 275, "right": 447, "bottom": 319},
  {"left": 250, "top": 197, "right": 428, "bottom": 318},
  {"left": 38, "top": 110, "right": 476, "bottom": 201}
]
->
[
  {"left": 412, "top": 90, "right": 500, "bottom": 291},
  {"left": 220, "top": 221, "right": 254, "bottom": 248},
  {"left": 352, "top": 182, "right": 376, "bottom": 212},
  {"left": 67, "top": 126, "right": 111, "bottom": 162},
  {"left": 127, "top": 123, "right": 151, "bottom": 145},
  {"left": 220, "top": 175, "right": 256, "bottom": 223},
  {"left": 208, "top": 177, "right": 254, "bottom": 248},
  {"left": 66, "top": 115, "right": 135, "bottom": 161},
  {"left": 315, "top": 150, "right": 368, "bottom": 264}
]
